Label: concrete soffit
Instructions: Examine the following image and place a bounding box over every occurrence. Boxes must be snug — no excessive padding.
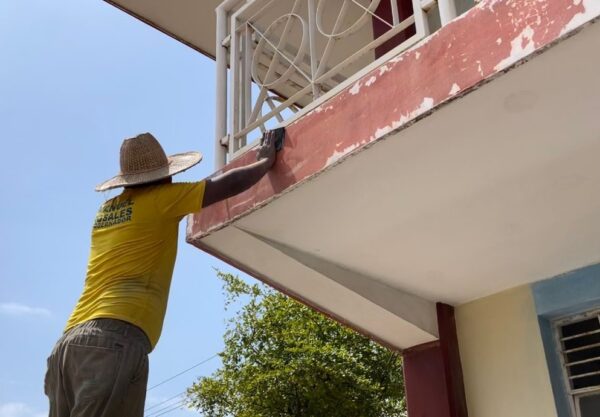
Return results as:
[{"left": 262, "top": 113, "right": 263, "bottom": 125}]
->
[{"left": 235, "top": 226, "right": 440, "bottom": 338}]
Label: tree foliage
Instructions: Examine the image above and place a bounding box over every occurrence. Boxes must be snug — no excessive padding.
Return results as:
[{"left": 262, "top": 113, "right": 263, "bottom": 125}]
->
[{"left": 187, "top": 271, "right": 406, "bottom": 417}]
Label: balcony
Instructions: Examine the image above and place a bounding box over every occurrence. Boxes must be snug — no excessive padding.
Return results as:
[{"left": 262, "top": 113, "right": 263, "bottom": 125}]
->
[
  {"left": 105, "top": 0, "right": 600, "bottom": 351},
  {"left": 214, "top": 0, "right": 478, "bottom": 165}
]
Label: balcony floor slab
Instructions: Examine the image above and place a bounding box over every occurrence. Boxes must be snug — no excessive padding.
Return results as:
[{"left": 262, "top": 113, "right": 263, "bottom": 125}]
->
[{"left": 189, "top": 0, "right": 600, "bottom": 349}]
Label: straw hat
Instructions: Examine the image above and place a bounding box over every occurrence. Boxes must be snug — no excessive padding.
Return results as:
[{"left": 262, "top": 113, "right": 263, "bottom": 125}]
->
[{"left": 95, "top": 133, "right": 202, "bottom": 191}]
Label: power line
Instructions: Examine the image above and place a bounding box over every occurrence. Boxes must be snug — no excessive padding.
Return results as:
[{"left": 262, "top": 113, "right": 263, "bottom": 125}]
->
[
  {"left": 147, "top": 354, "right": 219, "bottom": 391},
  {"left": 146, "top": 398, "right": 184, "bottom": 417},
  {"left": 145, "top": 391, "right": 185, "bottom": 412},
  {"left": 146, "top": 398, "right": 186, "bottom": 417},
  {"left": 147, "top": 399, "right": 188, "bottom": 417}
]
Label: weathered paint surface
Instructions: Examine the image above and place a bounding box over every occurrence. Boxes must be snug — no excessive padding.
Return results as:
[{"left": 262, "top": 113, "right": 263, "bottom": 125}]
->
[{"left": 189, "top": 0, "right": 599, "bottom": 241}]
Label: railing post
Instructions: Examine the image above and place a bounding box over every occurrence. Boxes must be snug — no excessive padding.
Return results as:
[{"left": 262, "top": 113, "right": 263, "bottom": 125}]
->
[
  {"left": 229, "top": 18, "right": 240, "bottom": 159},
  {"left": 413, "top": 0, "right": 431, "bottom": 36},
  {"left": 438, "top": 0, "right": 457, "bottom": 26},
  {"left": 390, "top": 0, "right": 400, "bottom": 25},
  {"left": 307, "top": 0, "right": 321, "bottom": 98},
  {"left": 244, "top": 25, "right": 253, "bottom": 129},
  {"left": 215, "top": 4, "right": 229, "bottom": 169}
]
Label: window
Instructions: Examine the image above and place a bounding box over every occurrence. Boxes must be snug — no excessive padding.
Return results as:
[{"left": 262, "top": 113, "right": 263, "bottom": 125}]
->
[{"left": 555, "top": 311, "right": 600, "bottom": 417}]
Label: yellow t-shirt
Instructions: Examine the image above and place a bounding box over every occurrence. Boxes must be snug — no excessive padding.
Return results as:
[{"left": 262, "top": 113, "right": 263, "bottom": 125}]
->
[{"left": 65, "top": 181, "right": 206, "bottom": 349}]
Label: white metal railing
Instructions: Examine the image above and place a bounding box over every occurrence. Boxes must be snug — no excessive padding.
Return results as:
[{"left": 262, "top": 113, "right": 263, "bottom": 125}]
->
[{"left": 215, "top": 0, "right": 464, "bottom": 168}]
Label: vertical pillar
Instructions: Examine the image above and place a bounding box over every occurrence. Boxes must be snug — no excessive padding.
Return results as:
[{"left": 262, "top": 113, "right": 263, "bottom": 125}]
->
[
  {"left": 402, "top": 303, "right": 468, "bottom": 417},
  {"left": 215, "top": 5, "right": 229, "bottom": 169}
]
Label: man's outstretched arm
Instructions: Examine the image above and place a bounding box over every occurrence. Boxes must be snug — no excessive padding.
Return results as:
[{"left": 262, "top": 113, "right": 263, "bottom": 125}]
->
[{"left": 201, "top": 130, "right": 278, "bottom": 208}]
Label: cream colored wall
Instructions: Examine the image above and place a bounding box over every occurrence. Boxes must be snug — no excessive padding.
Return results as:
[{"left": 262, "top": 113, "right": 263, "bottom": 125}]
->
[{"left": 455, "top": 285, "right": 557, "bottom": 417}]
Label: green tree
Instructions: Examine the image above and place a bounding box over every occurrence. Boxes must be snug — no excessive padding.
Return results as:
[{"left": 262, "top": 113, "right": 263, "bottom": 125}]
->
[{"left": 187, "top": 271, "right": 406, "bottom": 417}]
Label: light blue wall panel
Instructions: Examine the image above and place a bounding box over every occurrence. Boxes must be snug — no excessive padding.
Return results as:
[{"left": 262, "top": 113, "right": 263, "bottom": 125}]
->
[{"left": 532, "top": 264, "right": 600, "bottom": 417}]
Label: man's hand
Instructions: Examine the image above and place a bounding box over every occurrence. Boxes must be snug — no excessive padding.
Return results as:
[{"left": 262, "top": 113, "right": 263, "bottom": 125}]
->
[
  {"left": 201, "top": 129, "right": 281, "bottom": 208},
  {"left": 256, "top": 130, "right": 277, "bottom": 168}
]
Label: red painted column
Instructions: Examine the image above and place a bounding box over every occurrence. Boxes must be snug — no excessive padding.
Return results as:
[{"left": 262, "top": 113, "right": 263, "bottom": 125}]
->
[{"left": 402, "top": 303, "right": 468, "bottom": 417}]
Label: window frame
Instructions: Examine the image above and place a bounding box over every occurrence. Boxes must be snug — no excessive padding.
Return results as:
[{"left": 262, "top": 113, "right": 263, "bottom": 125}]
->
[{"left": 553, "top": 309, "right": 600, "bottom": 417}]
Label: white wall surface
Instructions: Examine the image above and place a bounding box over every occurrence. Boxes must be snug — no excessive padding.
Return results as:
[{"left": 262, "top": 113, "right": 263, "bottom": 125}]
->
[{"left": 456, "top": 285, "right": 557, "bottom": 417}]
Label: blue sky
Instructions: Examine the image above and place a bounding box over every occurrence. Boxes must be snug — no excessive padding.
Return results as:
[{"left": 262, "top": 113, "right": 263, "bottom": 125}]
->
[{"left": 0, "top": 1, "right": 244, "bottom": 416}]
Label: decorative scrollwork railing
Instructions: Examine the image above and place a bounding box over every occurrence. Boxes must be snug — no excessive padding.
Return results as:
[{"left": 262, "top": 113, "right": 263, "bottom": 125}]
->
[{"left": 216, "top": 0, "right": 463, "bottom": 165}]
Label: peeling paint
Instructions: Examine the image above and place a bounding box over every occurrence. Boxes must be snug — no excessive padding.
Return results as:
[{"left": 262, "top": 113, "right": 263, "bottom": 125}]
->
[
  {"left": 481, "top": 0, "right": 504, "bottom": 13},
  {"left": 190, "top": 0, "right": 599, "bottom": 241},
  {"left": 560, "top": 0, "right": 600, "bottom": 35},
  {"left": 365, "top": 76, "right": 377, "bottom": 87},
  {"left": 374, "top": 97, "right": 435, "bottom": 139},
  {"left": 374, "top": 125, "right": 393, "bottom": 138},
  {"left": 349, "top": 80, "right": 362, "bottom": 95},
  {"left": 326, "top": 143, "right": 360, "bottom": 166},
  {"left": 495, "top": 25, "right": 536, "bottom": 70},
  {"left": 416, "top": 97, "right": 435, "bottom": 114},
  {"left": 476, "top": 60, "right": 484, "bottom": 75},
  {"left": 389, "top": 54, "right": 404, "bottom": 64},
  {"left": 313, "top": 103, "right": 334, "bottom": 114},
  {"left": 379, "top": 65, "right": 391, "bottom": 75}
]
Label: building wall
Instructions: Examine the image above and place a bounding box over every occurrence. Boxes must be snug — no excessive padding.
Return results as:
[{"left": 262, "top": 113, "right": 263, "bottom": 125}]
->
[{"left": 455, "top": 285, "right": 557, "bottom": 417}]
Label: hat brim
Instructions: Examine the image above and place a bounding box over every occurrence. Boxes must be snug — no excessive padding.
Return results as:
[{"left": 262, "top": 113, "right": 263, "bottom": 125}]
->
[{"left": 95, "top": 151, "right": 202, "bottom": 192}]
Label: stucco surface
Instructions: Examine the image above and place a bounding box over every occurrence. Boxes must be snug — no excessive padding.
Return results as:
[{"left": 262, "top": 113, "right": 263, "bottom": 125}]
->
[{"left": 456, "top": 286, "right": 557, "bottom": 417}]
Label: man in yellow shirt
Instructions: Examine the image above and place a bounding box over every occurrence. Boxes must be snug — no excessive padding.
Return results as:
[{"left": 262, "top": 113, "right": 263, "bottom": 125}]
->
[{"left": 44, "top": 131, "right": 277, "bottom": 416}]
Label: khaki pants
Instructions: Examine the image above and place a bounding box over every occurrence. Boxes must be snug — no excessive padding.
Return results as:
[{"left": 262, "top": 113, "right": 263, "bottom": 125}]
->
[{"left": 44, "top": 319, "right": 151, "bottom": 417}]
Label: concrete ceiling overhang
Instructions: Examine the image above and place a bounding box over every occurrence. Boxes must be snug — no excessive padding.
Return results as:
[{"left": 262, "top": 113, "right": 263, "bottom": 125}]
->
[
  {"left": 103, "top": 0, "right": 382, "bottom": 107},
  {"left": 186, "top": 0, "right": 600, "bottom": 350},
  {"left": 103, "top": 0, "right": 379, "bottom": 64},
  {"left": 104, "top": 0, "right": 222, "bottom": 58}
]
